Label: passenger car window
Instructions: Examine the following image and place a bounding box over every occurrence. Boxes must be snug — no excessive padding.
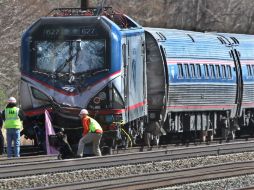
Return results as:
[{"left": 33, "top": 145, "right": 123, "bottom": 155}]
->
[
  {"left": 226, "top": 65, "right": 232, "bottom": 78},
  {"left": 177, "top": 64, "right": 183, "bottom": 78},
  {"left": 190, "top": 64, "right": 195, "bottom": 78},
  {"left": 247, "top": 65, "right": 252, "bottom": 76},
  {"left": 184, "top": 64, "right": 190, "bottom": 78},
  {"left": 210, "top": 65, "right": 215, "bottom": 78},
  {"left": 221, "top": 65, "right": 226, "bottom": 78},
  {"left": 204, "top": 64, "right": 209, "bottom": 78},
  {"left": 196, "top": 64, "right": 201, "bottom": 78},
  {"left": 215, "top": 65, "right": 221, "bottom": 78}
]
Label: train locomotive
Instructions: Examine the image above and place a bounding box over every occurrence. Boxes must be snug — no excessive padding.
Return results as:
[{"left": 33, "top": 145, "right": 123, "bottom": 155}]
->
[{"left": 20, "top": 4, "right": 254, "bottom": 152}]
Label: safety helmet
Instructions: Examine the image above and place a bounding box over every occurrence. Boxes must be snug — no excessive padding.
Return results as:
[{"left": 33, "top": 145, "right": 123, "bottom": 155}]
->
[
  {"left": 8, "top": 97, "right": 16, "bottom": 103},
  {"left": 79, "top": 109, "right": 89, "bottom": 115}
]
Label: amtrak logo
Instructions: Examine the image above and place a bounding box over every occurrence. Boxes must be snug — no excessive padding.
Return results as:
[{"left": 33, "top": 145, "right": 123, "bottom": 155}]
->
[{"left": 62, "top": 86, "right": 75, "bottom": 92}]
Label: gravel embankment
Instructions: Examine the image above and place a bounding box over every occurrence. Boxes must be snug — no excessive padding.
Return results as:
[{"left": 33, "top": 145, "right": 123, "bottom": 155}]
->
[{"left": 1, "top": 152, "right": 254, "bottom": 190}]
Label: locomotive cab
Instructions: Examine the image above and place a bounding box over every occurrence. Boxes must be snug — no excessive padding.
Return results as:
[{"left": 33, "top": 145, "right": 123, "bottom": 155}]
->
[{"left": 21, "top": 16, "right": 111, "bottom": 110}]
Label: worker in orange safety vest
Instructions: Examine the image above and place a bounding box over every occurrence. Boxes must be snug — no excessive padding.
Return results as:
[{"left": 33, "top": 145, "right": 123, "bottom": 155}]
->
[{"left": 76, "top": 109, "right": 103, "bottom": 157}]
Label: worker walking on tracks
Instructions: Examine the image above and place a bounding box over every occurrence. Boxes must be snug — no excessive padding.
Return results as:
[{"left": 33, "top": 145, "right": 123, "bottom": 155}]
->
[
  {"left": 2, "top": 97, "right": 24, "bottom": 158},
  {"left": 77, "top": 109, "right": 103, "bottom": 157}
]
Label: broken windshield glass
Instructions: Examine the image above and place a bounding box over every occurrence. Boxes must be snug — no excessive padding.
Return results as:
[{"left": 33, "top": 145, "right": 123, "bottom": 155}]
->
[{"left": 35, "top": 39, "right": 106, "bottom": 74}]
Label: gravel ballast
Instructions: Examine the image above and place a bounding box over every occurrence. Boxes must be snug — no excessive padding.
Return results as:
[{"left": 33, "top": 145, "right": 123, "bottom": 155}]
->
[
  {"left": 1, "top": 152, "right": 254, "bottom": 189},
  {"left": 157, "top": 174, "right": 254, "bottom": 190}
]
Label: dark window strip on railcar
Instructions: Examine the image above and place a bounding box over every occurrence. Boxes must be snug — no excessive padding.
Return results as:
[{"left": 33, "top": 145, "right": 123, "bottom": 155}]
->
[{"left": 177, "top": 63, "right": 233, "bottom": 80}]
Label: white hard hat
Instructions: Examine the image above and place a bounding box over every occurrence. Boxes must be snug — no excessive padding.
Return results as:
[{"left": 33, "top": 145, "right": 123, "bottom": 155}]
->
[
  {"left": 8, "top": 97, "right": 16, "bottom": 103},
  {"left": 79, "top": 109, "right": 89, "bottom": 115}
]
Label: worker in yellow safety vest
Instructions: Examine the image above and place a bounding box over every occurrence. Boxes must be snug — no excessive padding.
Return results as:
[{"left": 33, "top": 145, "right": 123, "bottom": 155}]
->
[{"left": 2, "top": 97, "right": 24, "bottom": 158}]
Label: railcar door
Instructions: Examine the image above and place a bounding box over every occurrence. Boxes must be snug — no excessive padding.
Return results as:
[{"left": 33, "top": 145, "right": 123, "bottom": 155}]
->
[
  {"left": 121, "top": 34, "right": 147, "bottom": 123},
  {"left": 231, "top": 49, "right": 243, "bottom": 117},
  {"left": 218, "top": 34, "right": 243, "bottom": 118},
  {"left": 121, "top": 37, "right": 129, "bottom": 122}
]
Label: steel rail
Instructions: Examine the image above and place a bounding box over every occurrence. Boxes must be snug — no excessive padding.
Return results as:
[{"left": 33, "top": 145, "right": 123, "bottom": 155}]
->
[
  {"left": 1, "top": 141, "right": 254, "bottom": 178},
  {"left": 233, "top": 186, "right": 254, "bottom": 190},
  {"left": 29, "top": 160, "right": 254, "bottom": 190},
  {"left": 0, "top": 155, "right": 57, "bottom": 165}
]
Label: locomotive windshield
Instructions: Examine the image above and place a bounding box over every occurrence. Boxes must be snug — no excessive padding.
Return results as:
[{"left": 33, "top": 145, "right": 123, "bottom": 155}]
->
[{"left": 35, "top": 39, "right": 106, "bottom": 74}]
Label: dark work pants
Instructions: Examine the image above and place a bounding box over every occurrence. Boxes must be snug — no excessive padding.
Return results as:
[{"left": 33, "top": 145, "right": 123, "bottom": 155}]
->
[{"left": 0, "top": 130, "right": 4, "bottom": 155}]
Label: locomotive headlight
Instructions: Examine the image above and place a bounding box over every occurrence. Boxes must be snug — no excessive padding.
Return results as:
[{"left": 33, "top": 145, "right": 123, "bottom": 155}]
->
[
  {"left": 87, "top": 85, "right": 123, "bottom": 109},
  {"left": 98, "top": 92, "right": 106, "bottom": 100},
  {"left": 88, "top": 88, "right": 108, "bottom": 109},
  {"left": 92, "top": 91, "right": 106, "bottom": 105},
  {"left": 93, "top": 97, "right": 101, "bottom": 104}
]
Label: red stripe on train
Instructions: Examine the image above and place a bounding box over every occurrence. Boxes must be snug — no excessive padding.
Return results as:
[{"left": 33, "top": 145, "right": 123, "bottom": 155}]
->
[
  {"left": 24, "top": 100, "right": 147, "bottom": 117},
  {"left": 21, "top": 70, "right": 121, "bottom": 96},
  {"left": 167, "top": 59, "right": 234, "bottom": 65},
  {"left": 167, "top": 105, "right": 235, "bottom": 109}
]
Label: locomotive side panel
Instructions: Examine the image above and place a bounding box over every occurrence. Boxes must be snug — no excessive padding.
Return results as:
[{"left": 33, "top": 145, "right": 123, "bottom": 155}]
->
[{"left": 121, "top": 31, "right": 147, "bottom": 122}]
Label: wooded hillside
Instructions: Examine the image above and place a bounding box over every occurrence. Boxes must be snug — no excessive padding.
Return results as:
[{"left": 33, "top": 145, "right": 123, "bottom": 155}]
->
[{"left": 0, "top": 0, "right": 253, "bottom": 109}]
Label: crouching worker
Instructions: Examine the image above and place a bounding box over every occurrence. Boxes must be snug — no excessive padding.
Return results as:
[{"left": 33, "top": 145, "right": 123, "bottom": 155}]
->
[{"left": 77, "top": 109, "right": 103, "bottom": 157}]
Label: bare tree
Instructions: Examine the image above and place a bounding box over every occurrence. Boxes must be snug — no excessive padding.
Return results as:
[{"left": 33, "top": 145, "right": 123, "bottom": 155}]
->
[{"left": 1, "top": 0, "right": 254, "bottom": 102}]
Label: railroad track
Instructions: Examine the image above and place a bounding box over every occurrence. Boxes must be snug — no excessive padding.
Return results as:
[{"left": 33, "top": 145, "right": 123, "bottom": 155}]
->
[
  {"left": 28, "top": 160, "right": 254, "bottom": 190},
  {"left": 0, "top": 136, "right": 253, "bottom": 164},
  {"left": 0, "top": 138, "right": 251, "bottom": 166},
  {"left": 111, "top": 137, "right": 254, "bottom": 155},
  {"left": 1, "top": 140, "right": 254, "bottom": 179}
]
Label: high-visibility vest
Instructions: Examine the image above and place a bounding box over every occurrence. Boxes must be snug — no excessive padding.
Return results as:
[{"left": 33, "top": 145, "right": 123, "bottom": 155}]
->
[
  {"left": 4, "top": 107, "right": 22, "bottom": 129},
  {"left": 88, "top": 116, "right": 103, "bottom": 133}
]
